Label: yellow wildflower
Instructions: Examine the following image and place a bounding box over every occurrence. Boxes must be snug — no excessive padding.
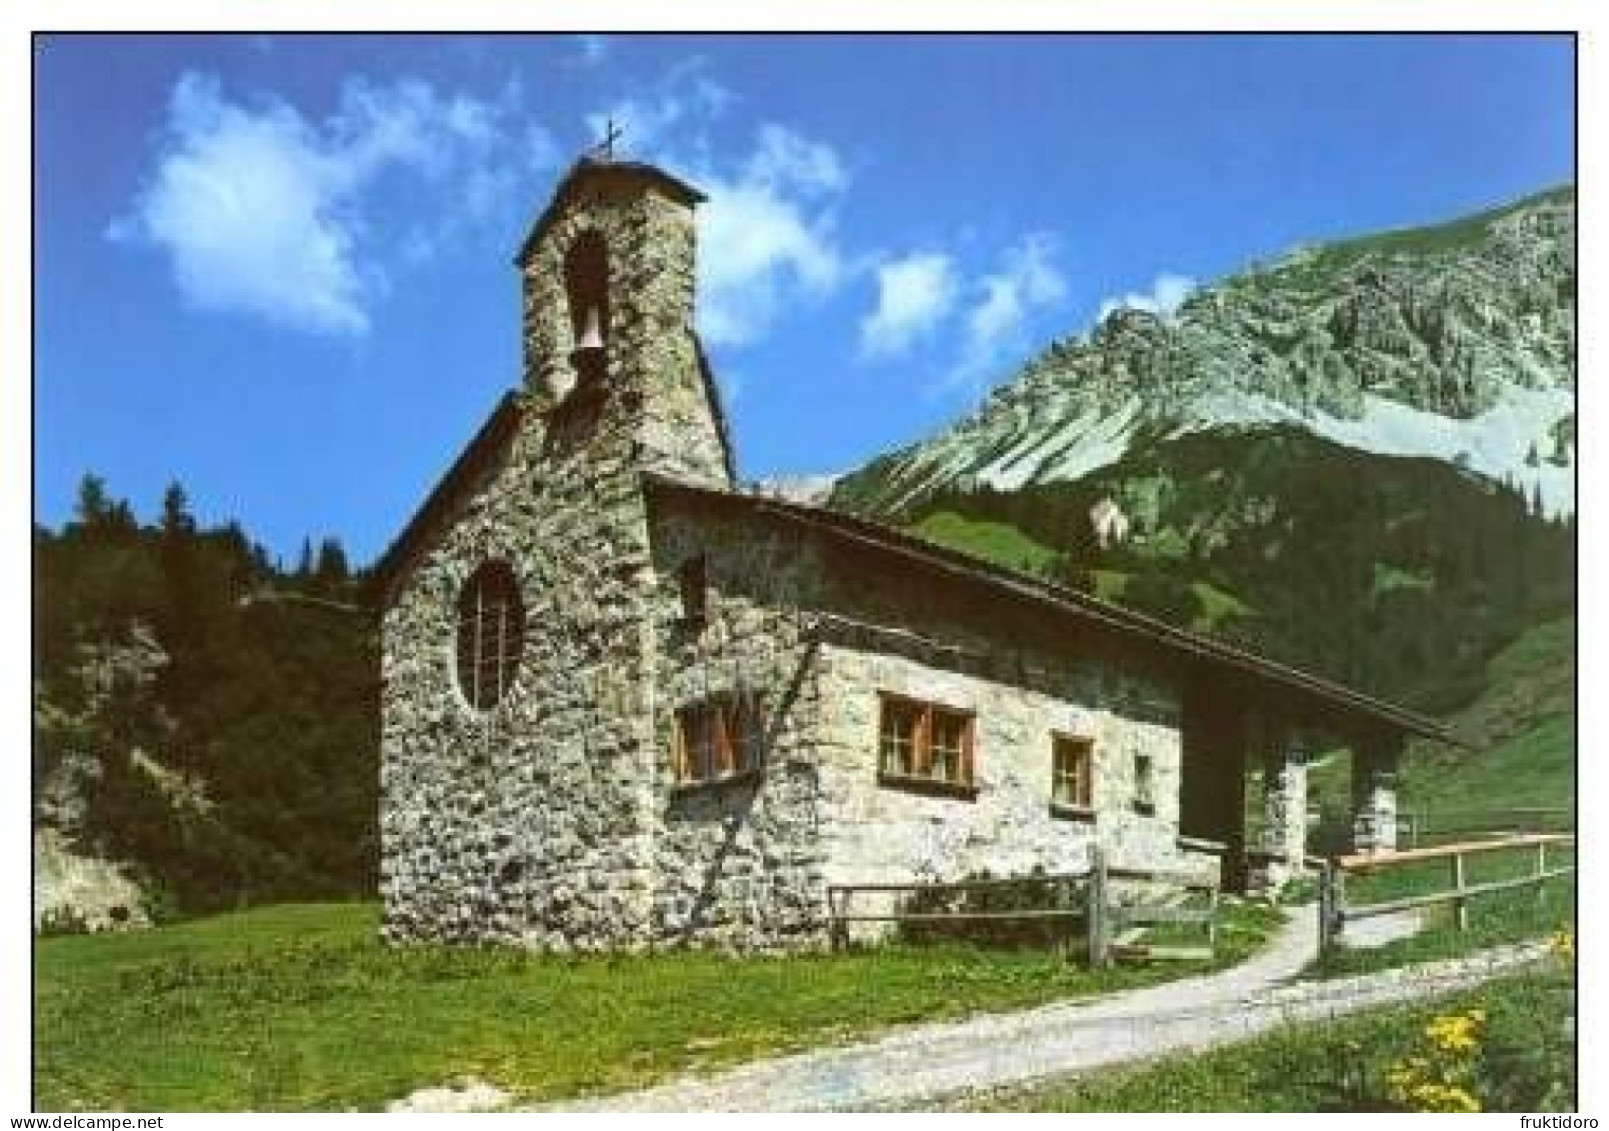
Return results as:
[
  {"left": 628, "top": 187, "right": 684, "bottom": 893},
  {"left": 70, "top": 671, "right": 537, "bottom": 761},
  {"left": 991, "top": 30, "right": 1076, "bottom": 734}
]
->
[
  {"left": 1424, "top": 1011, "right": 1482, "bottom": 1054},
  {"left": 1551, "top": 929, "right": 1575, "bottom": 963}
]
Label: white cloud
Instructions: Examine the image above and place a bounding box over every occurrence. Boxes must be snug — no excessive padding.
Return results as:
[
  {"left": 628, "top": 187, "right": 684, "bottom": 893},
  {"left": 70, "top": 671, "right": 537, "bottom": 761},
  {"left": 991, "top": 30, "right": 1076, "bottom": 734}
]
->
[
  {"left": 1096, "top": 272, "right": 1197, "bottom": 324},
  {"left": 859, "top": 251, "right": 958, "bottom": 359},
  {"left": 695, "top": 168, "right": 844, "bottom": 348},
  {"left": 110, "top": 72, "right": 524, "bottom": 336},
  {"left": 948, "top": 233, "right": 1068, "bottom": 389},
  {"left": 742, "top": 124, "right": 846, "bottom": 198},
  {"left": 691, "top": 125, "right": 849, "bottom": 348}
]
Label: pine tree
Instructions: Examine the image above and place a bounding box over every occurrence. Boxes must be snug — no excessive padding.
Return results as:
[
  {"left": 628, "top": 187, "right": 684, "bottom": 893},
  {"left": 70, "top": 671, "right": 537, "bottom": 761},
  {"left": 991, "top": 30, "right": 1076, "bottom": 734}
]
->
[
  {"left": 74, "top": 473, "right": 110, "bottom": 528},
  {"left": 313, "top": 538, "right": 350, "bottom": 589},
  {"left": 160, "top": 481, "right": 195, "bottom": 537}
]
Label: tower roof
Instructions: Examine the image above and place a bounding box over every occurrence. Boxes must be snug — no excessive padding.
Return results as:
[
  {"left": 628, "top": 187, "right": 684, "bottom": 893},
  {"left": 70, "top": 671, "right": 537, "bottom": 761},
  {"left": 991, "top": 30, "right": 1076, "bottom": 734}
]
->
[{"left": 513, "top": 156, "right": 707, "bottom": 266}]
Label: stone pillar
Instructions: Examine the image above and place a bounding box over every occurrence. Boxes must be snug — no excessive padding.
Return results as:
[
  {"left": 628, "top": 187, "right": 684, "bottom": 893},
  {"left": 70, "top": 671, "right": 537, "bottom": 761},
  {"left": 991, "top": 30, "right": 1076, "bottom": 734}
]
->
[
  {"left": 1350, "top": 734, "right": 1403, "bottom": 853},
  {"left": 1262, "top": 735, "right": 1309, "bottom": 873}
]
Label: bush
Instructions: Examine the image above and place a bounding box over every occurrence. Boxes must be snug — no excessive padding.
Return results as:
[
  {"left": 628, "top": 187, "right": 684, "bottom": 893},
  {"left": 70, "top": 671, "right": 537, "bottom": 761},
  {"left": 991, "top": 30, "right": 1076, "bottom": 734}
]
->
[
  {"left": 897, "top": 868, "right": 1078, "bottom": 950},
  {"left": 38, "top": 905, "right": 91, "bottom": 937}
]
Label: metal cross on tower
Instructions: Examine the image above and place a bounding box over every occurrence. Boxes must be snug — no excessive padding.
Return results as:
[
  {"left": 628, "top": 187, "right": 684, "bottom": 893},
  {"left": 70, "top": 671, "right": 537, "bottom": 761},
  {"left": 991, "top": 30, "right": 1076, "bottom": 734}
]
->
[{"left": 594, "top": 117, "right": 624, "bottom": 161}]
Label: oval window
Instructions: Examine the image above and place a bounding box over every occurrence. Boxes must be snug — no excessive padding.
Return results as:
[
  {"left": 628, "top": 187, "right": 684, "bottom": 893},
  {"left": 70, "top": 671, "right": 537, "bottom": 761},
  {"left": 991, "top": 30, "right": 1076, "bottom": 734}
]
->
[{"left": 456, "top": 560, "right": 524, "bottom": 709}]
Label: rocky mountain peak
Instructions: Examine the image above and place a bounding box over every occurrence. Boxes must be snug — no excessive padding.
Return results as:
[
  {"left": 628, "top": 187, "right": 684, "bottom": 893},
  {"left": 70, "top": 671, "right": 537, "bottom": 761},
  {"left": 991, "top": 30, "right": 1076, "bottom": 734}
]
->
[{"left": 834, "top": 184, "right": 1575, "bottom": 517}]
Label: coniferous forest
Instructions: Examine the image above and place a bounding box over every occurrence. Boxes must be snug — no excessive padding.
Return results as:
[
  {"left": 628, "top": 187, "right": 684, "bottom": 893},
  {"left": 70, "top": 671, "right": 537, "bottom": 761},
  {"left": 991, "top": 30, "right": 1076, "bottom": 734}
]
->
[
  {"left": 33, "top": 475, "right": 377, "bottom": 917},
  {"left": 876, "top": 428, "right": 1576, "bottom": 717}
]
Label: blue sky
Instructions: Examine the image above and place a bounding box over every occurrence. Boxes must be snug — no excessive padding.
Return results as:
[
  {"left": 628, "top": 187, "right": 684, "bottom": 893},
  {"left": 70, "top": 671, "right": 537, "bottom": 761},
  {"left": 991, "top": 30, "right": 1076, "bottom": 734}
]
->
[{"left": 34, "top": 33, "right": 1574, "bottom": 566}]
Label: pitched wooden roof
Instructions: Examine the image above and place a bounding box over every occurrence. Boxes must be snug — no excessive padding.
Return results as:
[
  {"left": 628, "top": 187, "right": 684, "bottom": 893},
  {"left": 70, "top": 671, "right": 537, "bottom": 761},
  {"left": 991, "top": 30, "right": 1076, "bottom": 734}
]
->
[{"left": 644, "top": 473, "right": 1456, "bottom": 746}]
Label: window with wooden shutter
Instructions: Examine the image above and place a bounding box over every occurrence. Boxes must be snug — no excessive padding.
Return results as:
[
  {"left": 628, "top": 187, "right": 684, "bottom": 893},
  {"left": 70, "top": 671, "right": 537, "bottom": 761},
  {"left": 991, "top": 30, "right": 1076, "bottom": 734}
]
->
[
  {"left": 673, "top": 694, "right": 764, "bottom": 786},
  {"left": 1051, "top": 735, "right": 1094, "bottom": 814},
  {"left": 877, "top": 693, "right": 976, "bottom": 796}
]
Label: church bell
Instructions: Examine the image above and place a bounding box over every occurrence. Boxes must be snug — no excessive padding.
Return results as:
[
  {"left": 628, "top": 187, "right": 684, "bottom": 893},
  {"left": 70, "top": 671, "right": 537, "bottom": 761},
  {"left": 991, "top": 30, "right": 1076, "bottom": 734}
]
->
[{"left": 575, "top": 305, "right": 605, "bottom": 353}]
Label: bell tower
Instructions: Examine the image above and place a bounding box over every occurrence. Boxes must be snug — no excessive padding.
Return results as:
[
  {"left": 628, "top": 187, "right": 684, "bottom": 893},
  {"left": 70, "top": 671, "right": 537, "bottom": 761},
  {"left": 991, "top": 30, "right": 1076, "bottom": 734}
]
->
[{"left": 514, "top": 151, "right": 734, "bottom": 489}]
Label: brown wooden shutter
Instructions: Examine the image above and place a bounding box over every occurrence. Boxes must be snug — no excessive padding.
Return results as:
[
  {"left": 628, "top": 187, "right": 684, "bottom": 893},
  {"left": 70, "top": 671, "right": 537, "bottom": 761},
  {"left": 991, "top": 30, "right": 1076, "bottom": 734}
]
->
[
  {"left": 959, "top": 715, "right": 975, "bottom": 785},
  {"left": 913, "top": 703, "right": 932, "bottom": 776},
  {"left": 715, "top": 701, "right": 735, "bottom": 775}
]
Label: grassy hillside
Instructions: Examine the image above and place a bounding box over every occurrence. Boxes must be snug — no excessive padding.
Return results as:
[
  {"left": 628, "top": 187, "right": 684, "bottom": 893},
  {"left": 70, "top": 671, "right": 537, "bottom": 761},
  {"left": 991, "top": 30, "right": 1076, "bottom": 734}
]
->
[
  {"left": 1303, "top": 615, "right": 1574, "bottom": 835},
  {"left": 906, "top": 511, "right": 1058, "bottom": 576},
  {"left": 902, "top": 512, "right": 1253, "bottom": 636}
]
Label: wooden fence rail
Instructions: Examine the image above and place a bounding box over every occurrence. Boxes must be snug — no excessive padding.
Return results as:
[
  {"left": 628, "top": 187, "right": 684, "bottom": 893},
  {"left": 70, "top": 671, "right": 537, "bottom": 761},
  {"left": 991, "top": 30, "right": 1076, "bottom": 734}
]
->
[
  {"left": 1317, "top": 832, "right": 1575, "bottom": 953},
  {"left": 826, "top": 842, "right": 1224, "bottom": 967}
]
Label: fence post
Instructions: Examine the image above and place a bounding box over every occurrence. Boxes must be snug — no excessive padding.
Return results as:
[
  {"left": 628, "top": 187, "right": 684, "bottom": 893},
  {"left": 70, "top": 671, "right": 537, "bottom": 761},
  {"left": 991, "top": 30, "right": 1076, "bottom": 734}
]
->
[
  {"left": 1451, "top": 853, "right": 1468, "bottom": 932},
  {"left": 1087, "top": 845, "right": 1108, "bottom": 969},
  {"left": 1318, "top": 859, "right": 1335, "bottom": 955},
  {"left": 1057, "top": 876, "right": 1073, "bottom": 963},
  {"left": 1536, "top": 840, "right": 1548, "bottom": 913}
]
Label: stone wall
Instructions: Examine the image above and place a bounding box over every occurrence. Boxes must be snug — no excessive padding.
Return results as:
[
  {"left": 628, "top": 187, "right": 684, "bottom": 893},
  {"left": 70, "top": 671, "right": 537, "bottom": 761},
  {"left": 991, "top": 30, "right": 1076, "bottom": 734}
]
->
[
  {"left": 644, "top": 497, "right": 832, "bottom": 951},
  {"left": 813, "top": 646, "right": 1182, "bottom": 893},
  {"left": 379, "top": 405, "right": 661, "bottom": 947},
  {"left": 645, "top": 491, "right": 1194, "bottom": 949}
]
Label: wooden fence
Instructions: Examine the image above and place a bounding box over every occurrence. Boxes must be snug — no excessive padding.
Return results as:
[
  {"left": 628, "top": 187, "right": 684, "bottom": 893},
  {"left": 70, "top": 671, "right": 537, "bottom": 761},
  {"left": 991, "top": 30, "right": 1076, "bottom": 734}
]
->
[
  {"left": 826, "top": 842, "right": 1223, "bottom": 967},
  {"left": 1317, "top": 832, "right": 1576, "bottom": 953}
]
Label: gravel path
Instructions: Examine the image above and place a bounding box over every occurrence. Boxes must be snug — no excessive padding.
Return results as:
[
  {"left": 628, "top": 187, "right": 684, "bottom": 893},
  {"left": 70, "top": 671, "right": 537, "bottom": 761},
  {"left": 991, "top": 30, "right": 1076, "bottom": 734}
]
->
[
  {"left": 541, "top": 908, "right": 1549, "bottom": 1112},
  {"left": 1342, "top": 907, "right": 1428, "bottom": 948}
]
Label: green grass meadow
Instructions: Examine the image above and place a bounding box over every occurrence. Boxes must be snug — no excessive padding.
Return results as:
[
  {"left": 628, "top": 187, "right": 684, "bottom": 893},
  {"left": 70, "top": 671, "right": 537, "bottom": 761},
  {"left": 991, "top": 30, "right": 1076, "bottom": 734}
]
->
[
  {"left": 35, "top": 898, "right": 1282, "bottom": 1111},
  {"left": 907, "top": 510, "right": 1059, "bottom": 575}
]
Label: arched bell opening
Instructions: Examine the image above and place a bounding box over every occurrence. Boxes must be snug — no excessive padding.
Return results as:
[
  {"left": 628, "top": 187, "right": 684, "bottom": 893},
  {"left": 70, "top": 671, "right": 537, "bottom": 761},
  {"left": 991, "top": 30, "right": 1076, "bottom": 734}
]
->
[{"left": 563, "top": 231, "right": 609, "bottom": 387}]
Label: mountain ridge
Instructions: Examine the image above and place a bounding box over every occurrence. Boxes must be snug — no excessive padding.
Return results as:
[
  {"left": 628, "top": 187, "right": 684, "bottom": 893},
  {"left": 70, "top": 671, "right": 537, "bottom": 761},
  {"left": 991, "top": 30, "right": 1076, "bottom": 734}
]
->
[{"left": 833, "top": 183, "right": 1575, "bottom": 519}]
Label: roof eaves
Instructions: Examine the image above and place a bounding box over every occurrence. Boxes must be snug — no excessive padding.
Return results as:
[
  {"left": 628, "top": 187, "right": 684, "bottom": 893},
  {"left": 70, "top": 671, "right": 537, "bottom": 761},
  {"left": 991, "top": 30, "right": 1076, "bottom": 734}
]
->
[{"left": 642, "top": 473, "right": 1455, "bottom": 745}]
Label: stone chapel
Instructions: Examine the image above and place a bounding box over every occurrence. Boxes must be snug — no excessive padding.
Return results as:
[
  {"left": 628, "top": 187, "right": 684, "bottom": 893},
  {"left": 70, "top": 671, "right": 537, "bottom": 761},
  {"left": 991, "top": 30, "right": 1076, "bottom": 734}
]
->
[{"left": 374, "top": 153, "right": 1449, "bottom": 951}]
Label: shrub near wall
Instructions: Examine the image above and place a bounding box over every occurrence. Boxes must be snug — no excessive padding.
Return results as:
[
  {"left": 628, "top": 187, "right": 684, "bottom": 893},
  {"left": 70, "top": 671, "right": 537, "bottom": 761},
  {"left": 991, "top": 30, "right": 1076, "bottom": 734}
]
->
[{"left": 898, "top": 870, "right": 1075, "bottom": 951}]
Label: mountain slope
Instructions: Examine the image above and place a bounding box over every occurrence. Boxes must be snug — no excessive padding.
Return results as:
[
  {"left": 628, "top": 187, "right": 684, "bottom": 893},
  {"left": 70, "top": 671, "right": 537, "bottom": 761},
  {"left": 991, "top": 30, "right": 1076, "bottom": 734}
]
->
[
  {"left": 831, "top": 186, "right": 1576, "bottom": 714},
  {"left": 835, "top": 185, "right": 1575, "bottom": 519}
]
